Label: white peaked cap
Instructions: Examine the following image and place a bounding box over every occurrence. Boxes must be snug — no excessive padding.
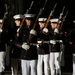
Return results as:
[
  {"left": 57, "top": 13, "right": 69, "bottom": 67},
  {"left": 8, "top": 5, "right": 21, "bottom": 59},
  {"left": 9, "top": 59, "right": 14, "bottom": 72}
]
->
[
  {"left": 38, "top": 18, "right": 47, "bottom": 22},
  {"left": 50, "top": 18, "right": 61, "bottom": 23},
  {"left": 0, "top": 19, "right": 3, "bottom": 23},
  {"left": 24, "top": 14, "right": 36, "bottom": 18},
  {"left": 13, "top": 14, "right": 24, "bottom": 19}
]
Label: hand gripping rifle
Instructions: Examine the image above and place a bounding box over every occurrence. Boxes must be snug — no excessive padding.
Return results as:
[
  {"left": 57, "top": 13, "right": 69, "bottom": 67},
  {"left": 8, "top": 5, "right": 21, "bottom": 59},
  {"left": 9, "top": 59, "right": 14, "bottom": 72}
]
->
[{"left": 39, "top": 3, "right": 57, "bottom": 47}]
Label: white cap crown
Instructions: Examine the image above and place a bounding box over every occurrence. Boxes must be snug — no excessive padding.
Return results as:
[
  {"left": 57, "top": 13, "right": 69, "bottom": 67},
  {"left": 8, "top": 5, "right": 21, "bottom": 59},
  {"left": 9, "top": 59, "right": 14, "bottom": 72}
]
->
[
  {"left": 24, "top": 14, "right": 36, "bottom": 18},
  {"left": 50, "top": 18, "right": 61, "bottom": 23},
  {"left": 13, "top": 14, "right": 24, "bottom": 19},
  {"left": 38, "top": 18, "right": 47, "bottom": 22}
]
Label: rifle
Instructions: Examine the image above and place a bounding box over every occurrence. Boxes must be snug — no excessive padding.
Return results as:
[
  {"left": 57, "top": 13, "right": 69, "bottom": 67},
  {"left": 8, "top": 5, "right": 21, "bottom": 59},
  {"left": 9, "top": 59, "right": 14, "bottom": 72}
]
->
[
  {"left": 24, "top": 8, "right": 44, "bottom": 58},
  {"left": 59, "top": 11, "right": 68, "bottom": 30},
  {"left": 52, "top": 6, "right": 65, "bottom": 49},
  {"left": 0, "top": 12, "right": 8, "bottom": 29},
  {"left": 19, "top": 1, "right": 34, "bottom": 29},
  {"left": 26, "top": 8, "right": 44, "bottom": 51},
  {"left": 44, "top": 3, "right": 57, "bottom": 28},
  {"left": 26, "top": 1, "right": 34, "bottom": 14},
  {"left": 24, "top": 0, "right": 48, "bottom": 59},
  {"left": 0, "top": 4, "right": 8, "bottom": 29},
  {"left": 28, "top": 0, "right": 48, "bottom": 43},
  {"left": 52, "top": 8, "right": 68, "bottom": 49},
  {"left": 15, "top": 1, "right": 34, "bottom": 53},
  {"left": 16, "top": 1, "right": 34, "bottom": 37},
  {"left": 39, "top": 3, "right": 57, "bottom": 47},
  {"left": 57, "top": 6, "right": 65, "bottom": 29}
]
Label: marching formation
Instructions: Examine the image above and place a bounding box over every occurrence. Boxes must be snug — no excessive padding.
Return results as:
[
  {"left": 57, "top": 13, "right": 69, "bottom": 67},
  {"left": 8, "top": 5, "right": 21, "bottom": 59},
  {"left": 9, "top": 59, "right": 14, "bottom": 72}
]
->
[{"left": 0, "top": 1, "right": 75, "bottom": 75}]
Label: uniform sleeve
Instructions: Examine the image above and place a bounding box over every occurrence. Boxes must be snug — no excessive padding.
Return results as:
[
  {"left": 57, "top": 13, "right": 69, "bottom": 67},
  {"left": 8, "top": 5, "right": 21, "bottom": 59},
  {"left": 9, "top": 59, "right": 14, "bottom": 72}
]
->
[
  {"left": 67, "top": 29, "right": 75, "bottom": 44},
  {"left": 37, "top": 29, "right": 49, "bottom": 40},
  {"left": 15, "top": 29, "right": 22, "bottom": 48}
]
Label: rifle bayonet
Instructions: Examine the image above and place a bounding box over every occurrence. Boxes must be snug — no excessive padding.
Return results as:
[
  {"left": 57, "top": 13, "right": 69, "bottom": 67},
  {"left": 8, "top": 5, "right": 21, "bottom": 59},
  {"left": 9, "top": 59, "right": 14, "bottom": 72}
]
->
[
  {"left": 50, "top": 3, "right": 57, "bottom": 16},
  {"left": 59, "top": 6, "right": 65, "bottom": 19},
  {"left": 26, "top": 1, "right": 34, "bottom": 14},
  {"left": 59, "top": 11, "right": 68, "bottom": 30},
  {"left": 42, "top": 0, "right": 48, "bottom": 10},
  {"left": 63, "top": 11, "right": 68, "bottom": 21},
  {"left": 33, "top": 0, "right": 48, "bottom": 29}
]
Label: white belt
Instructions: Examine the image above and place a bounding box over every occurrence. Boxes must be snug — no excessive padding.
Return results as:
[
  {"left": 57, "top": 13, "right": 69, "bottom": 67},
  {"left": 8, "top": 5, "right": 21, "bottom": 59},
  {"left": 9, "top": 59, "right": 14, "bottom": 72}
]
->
[
  {"left": 50, "top": 40, "right": 63, "bottom": 44},
  {"left": 56, "top": 40, "right": 63, "bottom": 43},
  {"left": 23, "top": 43, "right": 37, "bottom": 46},
  {"left": 37, "top": 41, "right": 49, "bottom": 44}
]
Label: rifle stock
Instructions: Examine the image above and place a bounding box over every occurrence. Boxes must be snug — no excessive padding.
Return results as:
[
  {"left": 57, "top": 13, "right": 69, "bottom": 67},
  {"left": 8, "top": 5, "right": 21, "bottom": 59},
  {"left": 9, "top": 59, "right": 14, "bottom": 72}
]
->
[{"left": 44, "top": 16, "right": 51, "bottom": 28}]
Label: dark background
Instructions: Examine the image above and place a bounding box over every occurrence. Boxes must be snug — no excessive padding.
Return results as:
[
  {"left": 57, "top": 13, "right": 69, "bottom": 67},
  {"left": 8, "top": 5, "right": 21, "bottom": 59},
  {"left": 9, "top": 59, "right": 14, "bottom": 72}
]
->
[
  {"left": 0, "top": 0, "right": 75, "bottom": 30},
  {"left": 0, "top": 0, "right": 74, "bottom": 73}
]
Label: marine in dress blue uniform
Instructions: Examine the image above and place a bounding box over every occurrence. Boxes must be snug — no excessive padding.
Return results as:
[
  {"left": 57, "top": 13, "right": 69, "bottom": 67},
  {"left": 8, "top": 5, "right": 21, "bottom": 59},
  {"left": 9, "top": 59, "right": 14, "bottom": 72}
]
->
[
  {"left": 15, "top": 14, "right": 38, "bottom": 75},
  {"left": 37, "top": 18, "right": 50, "bottom": 75},
  {"left": 11, "top": 14, "right": 23, "bottom": 75},
  {"left": 0, "top": 19, "right": 10, "bottom": 75},
  {"left": 68, "top": 20, "right": 75, "bottom": 75},
  {"left": 49, "top": 18, "right": 62, "bottom": 75}
]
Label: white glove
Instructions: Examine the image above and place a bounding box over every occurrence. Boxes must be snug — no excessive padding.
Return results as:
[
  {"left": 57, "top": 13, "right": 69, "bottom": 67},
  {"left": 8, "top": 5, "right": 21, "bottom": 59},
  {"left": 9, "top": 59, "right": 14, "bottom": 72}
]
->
[
  {"left": 22, "top": 43, "right": 30, "bottom": 51},
  {"left": 54, "top": 28, "right": 59, "bottom": 34},
  {"left": 17, "top": 28, "right": 20, "bottom": 33},
  {"left": 73, "top": 54, "right": 75, "bottom": 56},
  {"left": 37, "top": 44, "right": 39, "bottom": 48},
  {"left": 0, "top": 28, "right": 3, "bottom": 32},
  {"left": 43, "top": 28, "right": 48, "bottom": 33},
  {"left": 30, "top": 29, "right": 37, "bottom": 36},
  {"left": 50, "top": 40, "right": 56, "bottom": 44},
  {"left": 59, "top": 40, "right": 63, "bottom": 43}
]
